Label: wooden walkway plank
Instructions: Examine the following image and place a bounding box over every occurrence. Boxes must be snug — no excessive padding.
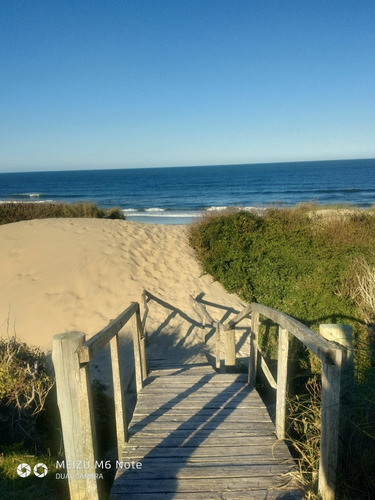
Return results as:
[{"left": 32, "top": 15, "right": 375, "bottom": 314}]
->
[
  {"left": 110, "top": 363, "right": 301, "bottom": 499},
  {"left": 111, "top": 477, "right": 297, "bottom": 495},
  {"left": 110, "top": 492, "right": 301, "bottom": 500}
]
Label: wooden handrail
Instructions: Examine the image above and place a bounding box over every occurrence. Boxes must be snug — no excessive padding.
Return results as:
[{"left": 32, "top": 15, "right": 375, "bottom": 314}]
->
[
  {"left": 52, "top": 300, "right": 148, "bottom": 500},
  {"left": 189, "top": 295, "right": 217, "bottom": 327},
  {"left": 223, "top": 302, "right": 340, "bottom": 364},
  {"left": 77, "top": 302, "right": 139, "bottom": 363},
  {"left": 53, "top": 290, "right": 345, "bottom": 500},
  {"left": 190, "top": 295, "right": 344, "bottom": 500}
]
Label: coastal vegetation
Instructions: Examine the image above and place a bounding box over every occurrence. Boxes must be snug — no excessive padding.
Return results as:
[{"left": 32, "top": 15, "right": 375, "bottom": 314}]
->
[
  {"left": 0, "top": 202, "right": 125, "bottom": 225},
  {"left": 0, "top": 336, "right": 115, "bottom": 499},
  {"left": 189, "top": 205, "right": 375, "bottom": 498},
  {"left": 0, "top": 337, "right": 67, "bottom": 499}
]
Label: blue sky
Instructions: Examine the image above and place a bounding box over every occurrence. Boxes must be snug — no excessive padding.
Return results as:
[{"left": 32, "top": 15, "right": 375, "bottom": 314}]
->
[{"left": 1, "top": 0, "right": 375, "bottom": 172}]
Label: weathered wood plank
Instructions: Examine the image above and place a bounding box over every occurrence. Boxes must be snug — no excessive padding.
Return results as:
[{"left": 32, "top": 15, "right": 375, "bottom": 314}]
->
[
  {"left": 149, "top": 363, "right": 216, "bottom": 369},
  {"left": 129, "top": 422, "right": 275, "bottom": 434},
  {"left": 123, "top": 440, "right": 292, "bottom": 452},
  {"left": 135, "top": 397, "right": 264, "bottom": 404},
  {"left": 225, "top": 327, "right": 236, "bottom": 371},
  {"left": 109, "top": 333, "right": 128, "bottom": 452},
  {"left": 111, "top": 491, "right": 301, "bottom": 500},
  {"left": 217, "top": 492, "right": 301, "bottom": 500},
  {"left": 133, "top": 403, "right": 269, "bottom": 411},
  {"left": 144, "top": 379, "right": 249, "bottom": 386},
  {"left": 141, "top": 289, "right": 149, "bottom": 334},
  {"left": 190, "top": 295, "right": 217, "bottom": 326},
  {"left": 115, "top": 463, "right": 296, "bottom": 479},
  {"left": 137, "top": 390, "right": 256, "bottom": 398},
  {"left": 258, "top": 353, "right": 277, "bottom": 389},
  {"left": 132, "top": 312, "right": 144, "bottom": 394},
  {"left": 129, "top": 417, "right": 273, "bottom": 430},
  {"left": 144, "top": 375, "right": 248, "bottom": 383},
  {"left": 134, "top": 404, "right": 267, "bottom": 413},
  {"left": 130, "top": 412, "right": 271, "bottom": 422},
  {"left": 122, "top": 454, "right": 295, "bottom": 464},
  {"left": 248, "top": 311, "right": 259, "bottom": 386},
  {"left": 110, "top": 362, "right": 300, "bottom": 499},
  {"left": 135, "top": 307, "right": 148, "bottom": 380},
  {"left": 111, "top": 476, "right": 297, "bottom": 494},
  {"left": 131, "top": 410, "right": 270, "bottom": 420},
  {"left": 249, "top": 303, "right": 339, "bottom": 363},
  {"left": 216, "top": 322, "right": 221, "bottom": 370},
  {"left": 134, "top": 403, "right": 267, "bottom": 412},
  {"left": 77, "top": 302, "right": 138, "bottom": 363},
  {"left": 140, "top": 383, "right": 250, "bottom": 392},
  {"left": 136, "top": 389, "right": 260, "bottom": 399},
  {"left": 223, "top": 303, "right": 252, "bottom": 330},
  {"left": 319, "top": 349, "right": 343, "bottom": 500},
  {"left": 52, "top": 332, "right": 99, "bottom": 500},
  {"left": 130, "top": 413, "right": 271, "bottom": 424},
  {"left": 148, "top": 368, "right": 217, "bottom": 374},
  {"left": 126, "top": 435, "right": 278, "bottom": 449},
  {"left": 276, "top": 327, "right": 289, "bottom": 439}
]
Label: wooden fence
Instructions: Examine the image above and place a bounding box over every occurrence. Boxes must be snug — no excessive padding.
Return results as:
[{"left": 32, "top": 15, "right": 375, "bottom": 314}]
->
[
  {"left": 52, "top": 301, "right": 147, "bottom": 500},
  {"left": 191, "top": 297, "right": 347, "bottom": 500},
  {"left": 53, "top": 291, "right": 347, "bottom": 500}
]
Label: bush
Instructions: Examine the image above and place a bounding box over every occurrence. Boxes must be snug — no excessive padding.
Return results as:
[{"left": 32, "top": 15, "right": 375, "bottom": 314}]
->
[
  {"left": 189, "top": 207, "right": 375, "bottom": 334},
  {"left": 189, "top": 206, "right": 375, "bottom": 498},
  {"left": 0, "top": 337, "right": 54, "bottom": 446},
  {"left": 0, "top": 202, "right": 125, "bottom": 225}
]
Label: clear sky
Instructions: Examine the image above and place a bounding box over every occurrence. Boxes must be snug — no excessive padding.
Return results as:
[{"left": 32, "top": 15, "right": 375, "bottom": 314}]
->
[{"left": 1, "top": 0, "right": 375, "bottom": 172}]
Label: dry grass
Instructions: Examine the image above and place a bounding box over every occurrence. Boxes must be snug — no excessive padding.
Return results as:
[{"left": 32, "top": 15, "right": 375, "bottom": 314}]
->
[{"left": 0, "top": 337, "right": 54, "bottom": 442}]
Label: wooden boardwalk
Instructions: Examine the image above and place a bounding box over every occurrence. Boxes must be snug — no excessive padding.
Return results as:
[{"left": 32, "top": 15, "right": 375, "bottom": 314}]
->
[
  {"left": 54, "top": 294, "right": 344, "bottom": 499},
  {"left": 110, "top": 359, "right": 301, "bottom": 500}
]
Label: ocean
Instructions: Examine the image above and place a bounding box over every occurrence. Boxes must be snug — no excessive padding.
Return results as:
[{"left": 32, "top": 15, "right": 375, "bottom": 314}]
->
[{"left": 1, "top": 159, "right": 375, "bottom": 224}]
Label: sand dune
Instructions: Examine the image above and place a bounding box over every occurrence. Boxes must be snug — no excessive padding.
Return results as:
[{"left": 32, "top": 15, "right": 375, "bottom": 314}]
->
[{"left": 0, "top": 218, "right": 247, "bottom": 358}]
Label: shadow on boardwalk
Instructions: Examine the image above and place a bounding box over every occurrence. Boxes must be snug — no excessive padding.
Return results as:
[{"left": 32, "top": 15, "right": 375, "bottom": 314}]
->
[
  {"left": 143, "top": 291, "right": 251, "bottom": 368},
  {"left": 110, "top": 295, "right": 300, "bottom": 499}
]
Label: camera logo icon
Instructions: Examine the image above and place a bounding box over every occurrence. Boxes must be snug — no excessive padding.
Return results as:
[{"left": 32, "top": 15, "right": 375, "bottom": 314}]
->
[
  {"left": 17, "top": 463, "right": 31, "bottom": 478},
  {"left": 16, "top": 462, "right": 48, "bottom": 478},
  {"left": 34, "top": 463, "right": 48, "bottom": 477}
]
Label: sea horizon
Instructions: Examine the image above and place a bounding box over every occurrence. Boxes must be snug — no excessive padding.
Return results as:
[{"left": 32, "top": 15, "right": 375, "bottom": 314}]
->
[{"left": 1, "top": 158, "right": 375, "bottom": 224}]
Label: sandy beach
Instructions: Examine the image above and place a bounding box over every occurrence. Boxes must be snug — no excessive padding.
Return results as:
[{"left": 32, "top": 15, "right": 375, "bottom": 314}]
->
[{"left": 0, "top": 218, "right": 248, "bottom": 363}]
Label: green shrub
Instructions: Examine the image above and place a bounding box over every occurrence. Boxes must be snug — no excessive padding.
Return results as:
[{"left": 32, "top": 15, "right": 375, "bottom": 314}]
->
[
  {"left": 0, "top": 202, "right": 125, "bottom": 225},
  {"left": 189, "top": 206, "right": 375, "bottom": 498},
  {"left": 189, "top": 207, "right": 375, "bottom": 333}
]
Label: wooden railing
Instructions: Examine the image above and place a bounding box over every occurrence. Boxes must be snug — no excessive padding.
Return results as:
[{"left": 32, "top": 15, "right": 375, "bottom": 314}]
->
[
  {"left": 52, "top": 291, "right": 347, "bottom": 500},
  {"left": 52, "top": 301, "right": 147, "bottom": 500},
  {"left": 191, "top": 297, "right": 345, "bottom": 500}
]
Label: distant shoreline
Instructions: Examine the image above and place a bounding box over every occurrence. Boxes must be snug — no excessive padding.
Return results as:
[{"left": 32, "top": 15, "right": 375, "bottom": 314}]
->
[
  {"left": 1, "top": 160, "right": 375, "bottom": 219},
  {"left": 1, "top": 199, "right": 373, "bottom": 225}
]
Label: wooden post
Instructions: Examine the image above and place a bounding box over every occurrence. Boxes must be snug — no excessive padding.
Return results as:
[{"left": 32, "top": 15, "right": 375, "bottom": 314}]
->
[
  {"left": 248, "top": 311, "right": 259, "bottom": 386},
  {"left": 133, "top": 314, "right": 144, "bottom": 394},
  {"left": 318, "top": 348, "right": 343, "bottom": 500},
  {"left": 141, "top": 290, "right": 149, "bottom": 344},
  {"left": 215, "top": 322, "right": 221, "bottom": 371},
  {"left": 136, "top": 306, "right": 148, "bottom": 381},
  {"left": 319, "top": 323, "right": 354, "bottom": 399},
  {"left": 225, "top": 327, "right": 236, "bottom": 372},
  {"left": 52, "top": 332, "right": 99, "bottom": 500},
  {"left": 276, "top": 327, "right": 289, "bottom": 440},
  {"left": 110, "top": 333, "right": 129, "bottom": 453},
  {"left": 202, "top": 311, "right": 207, "bottom": 344}
]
